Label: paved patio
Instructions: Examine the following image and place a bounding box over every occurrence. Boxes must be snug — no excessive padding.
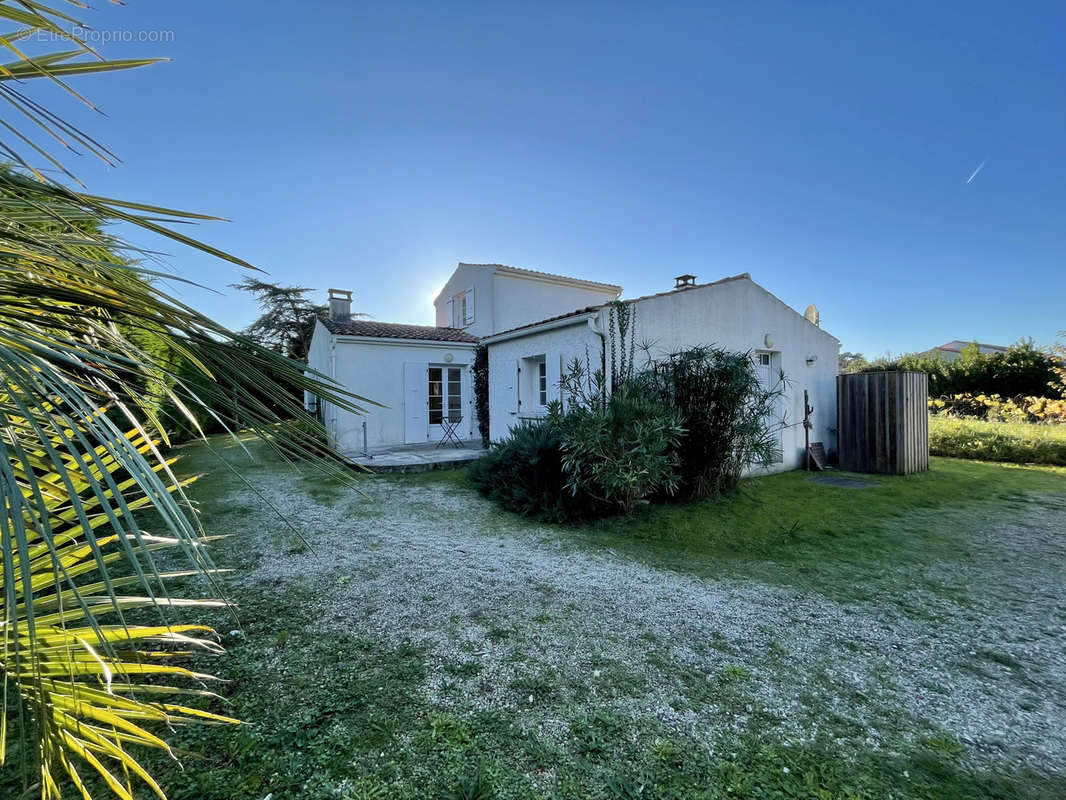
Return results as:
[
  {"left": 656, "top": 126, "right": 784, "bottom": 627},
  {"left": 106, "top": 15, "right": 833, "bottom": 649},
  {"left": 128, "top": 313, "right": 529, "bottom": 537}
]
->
[{"left": 350, "top": 440, "right": 486, "bottom": 473}]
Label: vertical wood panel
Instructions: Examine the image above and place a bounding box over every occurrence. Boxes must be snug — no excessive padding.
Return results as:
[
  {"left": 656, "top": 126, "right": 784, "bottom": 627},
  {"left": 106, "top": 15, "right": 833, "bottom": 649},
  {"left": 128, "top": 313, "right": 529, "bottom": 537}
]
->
[{"left": 837, "top": 371, "right": 929, "bottom": 474}]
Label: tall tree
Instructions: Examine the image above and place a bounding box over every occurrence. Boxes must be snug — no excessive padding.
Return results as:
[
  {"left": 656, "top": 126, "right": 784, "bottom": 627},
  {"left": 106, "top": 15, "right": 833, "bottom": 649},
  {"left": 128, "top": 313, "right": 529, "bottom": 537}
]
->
[
  {"left": 233, "top": 278, "right": 329, "bottom": 362},
  {"left": 838, "top": 351, "right": 870, "bottom": 373},
  {"left": 0, "top": 5, "right": 368, "bottom": 799}
]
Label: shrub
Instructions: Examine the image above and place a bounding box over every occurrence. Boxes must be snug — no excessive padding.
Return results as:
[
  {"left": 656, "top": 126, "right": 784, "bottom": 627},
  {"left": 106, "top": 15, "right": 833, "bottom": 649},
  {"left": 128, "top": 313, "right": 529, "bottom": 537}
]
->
[
  {"left": 632, "top": 346, "right": 785, "bottom": 499},
  {"left": 468, "top": 420, "right": 597, "bottom": 522},
  {"left": 929, "top": 393, "right": 1066, "bottom": 424},
  {"left": 865, "top": 340, "right": 1061, "bottom": 397},
  {"left": 552, "top": 385, "right": 684, "bottom": 515},
  {"left": 929, "top": 416, "right": 1066, "bottom": 466}
]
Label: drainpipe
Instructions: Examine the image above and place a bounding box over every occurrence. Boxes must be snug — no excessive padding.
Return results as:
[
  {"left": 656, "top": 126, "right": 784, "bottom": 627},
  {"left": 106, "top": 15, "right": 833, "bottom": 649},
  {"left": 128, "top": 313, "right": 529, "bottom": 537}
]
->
[
  {"left": 587, "top": 314, "right": 610, "bottom": 400},
  {"left": 328, "top": 340, "right": 338, "bottom": 447}
]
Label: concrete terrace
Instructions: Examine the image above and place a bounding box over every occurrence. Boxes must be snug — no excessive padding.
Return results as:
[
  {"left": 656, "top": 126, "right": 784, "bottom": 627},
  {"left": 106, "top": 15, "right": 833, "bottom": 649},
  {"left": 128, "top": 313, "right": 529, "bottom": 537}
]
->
[{"left": 350, "top": 440, "right": 485, "bottom": 473}]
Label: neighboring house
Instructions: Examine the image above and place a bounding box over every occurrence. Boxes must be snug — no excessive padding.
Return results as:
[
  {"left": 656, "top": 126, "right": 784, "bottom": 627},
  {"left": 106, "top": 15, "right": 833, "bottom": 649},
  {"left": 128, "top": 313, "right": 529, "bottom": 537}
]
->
[
  {"left": 482, "top": 272, "right": 839, "bottom": 473},
  {"left": 308, "top": 262, "right": 839, "bottom": 472},
  {"left": 927, "top": 340, "right": 1009, "bottom": 362},
  {"left": 307, "top": 264, "right": 620, "bottom": 452}
]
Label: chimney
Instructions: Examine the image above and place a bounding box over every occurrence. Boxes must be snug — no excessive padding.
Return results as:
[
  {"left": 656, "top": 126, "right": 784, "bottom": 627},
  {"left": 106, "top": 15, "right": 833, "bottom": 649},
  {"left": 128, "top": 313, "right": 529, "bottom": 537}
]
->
[
  {"left": 328, "top": 288, "right": 352, "bottom": 322},
  {"left": 674, "top": 274, "right": 696, "bottom": 289}
]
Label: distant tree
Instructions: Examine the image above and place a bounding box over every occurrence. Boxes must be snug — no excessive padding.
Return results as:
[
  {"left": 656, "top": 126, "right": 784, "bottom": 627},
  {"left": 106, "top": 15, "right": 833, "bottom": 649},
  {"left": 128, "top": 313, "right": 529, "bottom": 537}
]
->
[
  {"left": 862, "top": 340, "right": 1061, "bottom": 397},
  {"left": 838, "top": 351, "right": 870, "bottom": 373},
  {"left": 1053, "top": 331, "right": 1066, "bottom": 398},
  {"left": 234, "top": 277, "right": 330, "bottom": 361}
]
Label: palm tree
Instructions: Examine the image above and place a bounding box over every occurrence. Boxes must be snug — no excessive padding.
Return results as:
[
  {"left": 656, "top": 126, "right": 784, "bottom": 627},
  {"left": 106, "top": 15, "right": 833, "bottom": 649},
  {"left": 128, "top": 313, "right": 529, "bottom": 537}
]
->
[{"left": 0, "top": 4, "right": 369, "bottom": 798}]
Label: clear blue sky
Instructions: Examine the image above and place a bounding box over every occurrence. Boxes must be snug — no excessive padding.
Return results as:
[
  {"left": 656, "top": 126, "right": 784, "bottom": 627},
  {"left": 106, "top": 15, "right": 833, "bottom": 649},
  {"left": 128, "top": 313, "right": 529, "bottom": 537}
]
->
[{"left": 42, "top": 1, "right": 1065, "bottom": 357}]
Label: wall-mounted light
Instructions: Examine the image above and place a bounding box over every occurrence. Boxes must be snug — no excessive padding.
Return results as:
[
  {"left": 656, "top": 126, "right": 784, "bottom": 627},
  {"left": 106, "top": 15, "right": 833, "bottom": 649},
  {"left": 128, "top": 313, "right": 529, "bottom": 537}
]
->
[
  {"left": 763, "top": 334, "right": 774, "bottom": 349},
  {"left": 806, "top": 354, "right": 818, "bottom": 365},
  {"left": 444, "top": 353, "right": 454, "bottom": 363}
]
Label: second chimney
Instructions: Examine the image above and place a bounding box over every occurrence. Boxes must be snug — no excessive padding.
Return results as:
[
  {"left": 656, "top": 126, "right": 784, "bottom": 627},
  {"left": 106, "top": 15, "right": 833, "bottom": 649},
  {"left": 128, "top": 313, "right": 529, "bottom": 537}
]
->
[
  {"left": 328, "top": 288, "right": 352, "bottom": 322},
  {"left": 674, "top": 274, "right": 696, "bottom": 289}
]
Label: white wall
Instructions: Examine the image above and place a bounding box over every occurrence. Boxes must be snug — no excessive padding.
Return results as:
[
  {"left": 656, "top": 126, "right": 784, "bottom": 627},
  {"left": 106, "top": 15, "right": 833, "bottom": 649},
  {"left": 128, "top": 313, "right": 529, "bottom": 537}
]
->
[
  {"left": 617, "top": 278, "right": 840, "bottom": 472},
  {"left": 486, "top": 317, "right": 599, "bottom": 441},
  {"left": 315, "top": 334, "right": 477, "bottom": 454},
  {"left": 490, "top": 272, "right": 619, "bottom": 335},
  {"left": 305, "top": 319, "right": 335, "bottom": 415},
  {"left": 485, "top": 277, "right": 840, "bottom": 473},
  {"left": 434, "top": 264, "right": 620, "bottom": 338},
  {"left": 434, "top": 264, "right": 496, "bottom": 338}
]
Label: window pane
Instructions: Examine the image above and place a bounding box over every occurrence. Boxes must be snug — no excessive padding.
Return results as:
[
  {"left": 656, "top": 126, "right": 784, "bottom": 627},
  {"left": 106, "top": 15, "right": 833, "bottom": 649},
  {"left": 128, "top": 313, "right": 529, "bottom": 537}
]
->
[
  {"left": 430, "top": 409, "right": 442, "bottom": 424},
  {"left": 448, "top": 367, "right": 461, "bottom": 383}
]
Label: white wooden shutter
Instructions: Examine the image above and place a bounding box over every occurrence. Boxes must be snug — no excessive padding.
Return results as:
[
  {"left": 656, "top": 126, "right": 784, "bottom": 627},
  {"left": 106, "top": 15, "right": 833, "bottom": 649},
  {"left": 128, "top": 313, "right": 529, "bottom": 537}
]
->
[
  {"left": 504, "top": 359, "right": 519, "bottom": 414},
  {"left": 403, "top": 362, "right": 429, "bottom": 443},
  {"left": 545, "top": 352, "right": 561, "bottom": 408},
  {"left": 464, "top": 286, "right": 475, "bottom": 325},
  {"left": 445, "top": 298, "right": 454, "bottom": 327},
  {"left": 461, "top": 365, "right": 473, "bottom": 437}
]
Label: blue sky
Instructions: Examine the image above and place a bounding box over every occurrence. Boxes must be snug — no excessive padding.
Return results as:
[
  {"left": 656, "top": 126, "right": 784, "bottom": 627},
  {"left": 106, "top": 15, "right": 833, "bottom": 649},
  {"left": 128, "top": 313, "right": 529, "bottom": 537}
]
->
[{"left": 36, "top": 1, "right": 1066, "bottom": 357}]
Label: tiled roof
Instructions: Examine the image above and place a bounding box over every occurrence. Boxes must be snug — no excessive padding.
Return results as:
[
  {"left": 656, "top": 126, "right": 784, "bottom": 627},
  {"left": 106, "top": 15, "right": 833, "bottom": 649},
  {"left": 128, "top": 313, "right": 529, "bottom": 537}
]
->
[
  {"left": 483, "top": 307, "right": 602, "bottom": 340},
  {"left": 320, "top": 316, "right": 478, "bottom": 343}
]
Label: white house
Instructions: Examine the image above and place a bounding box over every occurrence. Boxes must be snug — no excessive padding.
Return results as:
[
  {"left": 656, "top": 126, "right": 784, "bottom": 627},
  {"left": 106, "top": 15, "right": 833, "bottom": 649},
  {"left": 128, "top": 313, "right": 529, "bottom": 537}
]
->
[
  {"left": 482, "top": 273, "right": 840, "bottom": 472},
  {"left": 307, "top": 264, "right": 620, "bottom": 452},
  {"left": 308, "top": 263, "right": 839, "bottom": 472}
]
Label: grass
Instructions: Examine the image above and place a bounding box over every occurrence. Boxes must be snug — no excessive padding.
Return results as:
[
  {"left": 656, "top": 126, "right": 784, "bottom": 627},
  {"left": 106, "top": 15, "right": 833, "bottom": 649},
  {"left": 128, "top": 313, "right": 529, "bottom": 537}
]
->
[
  {"left": 533, "top": 456, "right": 1066, "bottom": 604},
  {"left": 133, "top": 587, "right": 1063, "bottom": 800},
  {"left": 930, "top": 415, "right": 1066, "bottom": 466},
  {"left": 27, "top": 437, "right": 1061, "bottom": 800}
]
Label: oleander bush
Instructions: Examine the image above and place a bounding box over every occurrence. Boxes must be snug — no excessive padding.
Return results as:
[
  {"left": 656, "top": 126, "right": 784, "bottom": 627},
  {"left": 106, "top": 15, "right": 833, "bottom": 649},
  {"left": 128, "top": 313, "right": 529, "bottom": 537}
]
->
[
  {"left": 929, "top": 416, "right": 1066, "bottom": 466},
  {"left": 468, "top": 419, "right": 597, "bottom": 522},
  {"left": 551, "top": 385, "right": 684, "bottom": 515},
  {"left": 632, "top": 345, "right": 786, "bottom": 499},
  {"left": 472, "top": 345, "right": 786, "bottom": 520}
]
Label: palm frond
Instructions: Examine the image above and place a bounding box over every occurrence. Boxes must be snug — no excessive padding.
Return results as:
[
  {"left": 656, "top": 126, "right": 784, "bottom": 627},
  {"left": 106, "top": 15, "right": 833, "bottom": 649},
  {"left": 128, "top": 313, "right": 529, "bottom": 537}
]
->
[{"left": 0, "top": 4, "right": 375, "bottom": 797}]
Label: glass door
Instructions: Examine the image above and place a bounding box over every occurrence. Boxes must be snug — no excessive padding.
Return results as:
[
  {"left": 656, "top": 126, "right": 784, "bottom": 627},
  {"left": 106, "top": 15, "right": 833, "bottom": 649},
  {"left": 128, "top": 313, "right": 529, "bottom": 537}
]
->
[{"left": 429, "top": 366, "right": 463, "bottom": 441}]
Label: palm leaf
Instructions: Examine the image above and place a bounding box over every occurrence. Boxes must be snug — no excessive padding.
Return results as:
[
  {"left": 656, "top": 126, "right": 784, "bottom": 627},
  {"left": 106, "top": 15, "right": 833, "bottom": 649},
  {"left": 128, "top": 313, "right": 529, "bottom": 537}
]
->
[{"left": 0, "top": 3, "right": 375, "bottom": 798}]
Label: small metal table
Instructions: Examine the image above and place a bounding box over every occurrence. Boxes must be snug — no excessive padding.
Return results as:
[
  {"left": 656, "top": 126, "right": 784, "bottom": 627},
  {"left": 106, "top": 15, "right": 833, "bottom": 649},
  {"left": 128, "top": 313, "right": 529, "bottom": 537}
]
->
[{"left": 436, "top": 417, "right": 464, "bottom": 448}]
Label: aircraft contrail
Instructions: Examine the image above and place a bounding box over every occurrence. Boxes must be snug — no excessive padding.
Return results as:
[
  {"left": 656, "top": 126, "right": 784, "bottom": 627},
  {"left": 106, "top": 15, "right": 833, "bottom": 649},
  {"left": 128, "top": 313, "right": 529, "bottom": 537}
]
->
[{"left": 966, "top": 159, "right": 987, "bottom": 184}]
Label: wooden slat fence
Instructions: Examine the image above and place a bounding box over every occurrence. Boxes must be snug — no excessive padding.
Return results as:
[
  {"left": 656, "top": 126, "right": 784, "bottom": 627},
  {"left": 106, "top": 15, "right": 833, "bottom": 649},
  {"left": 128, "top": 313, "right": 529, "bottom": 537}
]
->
[{"left": 836, "top": 371, "right": 929, "bottom": 474}]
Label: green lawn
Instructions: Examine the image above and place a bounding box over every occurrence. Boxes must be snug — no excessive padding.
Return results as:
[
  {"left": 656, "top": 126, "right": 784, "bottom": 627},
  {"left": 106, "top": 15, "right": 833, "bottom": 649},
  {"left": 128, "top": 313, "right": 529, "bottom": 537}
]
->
[
  {"left": 40, "top": 441, "right": 1065, "bottom": 800},
  {"left": 930, "top": 414, "right": 1066, "bottom": 466}
]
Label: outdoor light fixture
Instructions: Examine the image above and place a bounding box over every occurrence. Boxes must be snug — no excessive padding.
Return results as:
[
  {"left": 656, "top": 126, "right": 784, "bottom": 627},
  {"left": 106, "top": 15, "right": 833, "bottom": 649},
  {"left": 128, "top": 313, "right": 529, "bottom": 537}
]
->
[
  {"left": 764, "top": 334, "right": 774, "bottom": 349},
  {"left": 806, "top": 354, "right": 818, "bottom": 365},
  {"left": 444, "top": 353, "right": 454, "bottom": 363}
]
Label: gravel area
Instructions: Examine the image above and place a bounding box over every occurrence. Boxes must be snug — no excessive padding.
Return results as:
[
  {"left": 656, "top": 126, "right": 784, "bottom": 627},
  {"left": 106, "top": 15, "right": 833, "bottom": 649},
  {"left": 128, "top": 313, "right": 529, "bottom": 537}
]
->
[{"left": 220, "top": 469, "right": 1066, "bottom": 777}]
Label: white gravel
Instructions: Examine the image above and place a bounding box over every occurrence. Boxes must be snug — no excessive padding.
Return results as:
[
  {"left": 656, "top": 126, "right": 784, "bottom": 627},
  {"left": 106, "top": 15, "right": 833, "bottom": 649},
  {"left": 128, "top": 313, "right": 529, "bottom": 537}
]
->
[{"left": 218, "top": 468, "right": 1066, "bottom": 776}]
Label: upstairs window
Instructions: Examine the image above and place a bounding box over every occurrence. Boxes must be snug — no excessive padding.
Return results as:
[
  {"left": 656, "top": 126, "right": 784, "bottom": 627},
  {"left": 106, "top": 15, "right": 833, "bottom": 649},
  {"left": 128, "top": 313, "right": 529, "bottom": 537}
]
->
[
  {"left": 447, "top": 286, "right": 476, "bottom": 328},
  {"left": 538, "top": 361, "right": 547, "bottom": 406}
]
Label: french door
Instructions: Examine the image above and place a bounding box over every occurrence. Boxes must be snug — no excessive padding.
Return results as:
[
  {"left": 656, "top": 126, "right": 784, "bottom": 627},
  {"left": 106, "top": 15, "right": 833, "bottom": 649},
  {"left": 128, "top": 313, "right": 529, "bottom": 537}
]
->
[{"left": 428, "top": 365, "right": 463, "bottom": 440}]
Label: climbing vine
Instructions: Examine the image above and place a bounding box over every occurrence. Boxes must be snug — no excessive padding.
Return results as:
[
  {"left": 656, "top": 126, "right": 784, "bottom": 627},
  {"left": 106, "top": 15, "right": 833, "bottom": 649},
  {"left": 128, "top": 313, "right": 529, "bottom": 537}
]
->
[
  {"left": 607, "top": 300, "right": 638, "bottom": 387},
  {"left": 473, "top": 344, "right": 490, "bottom": 445}
]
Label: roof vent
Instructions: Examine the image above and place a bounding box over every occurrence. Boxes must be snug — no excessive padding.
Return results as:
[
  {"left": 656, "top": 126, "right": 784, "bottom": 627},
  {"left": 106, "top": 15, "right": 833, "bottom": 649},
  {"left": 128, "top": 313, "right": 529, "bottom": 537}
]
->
[
  {"left": 328, "top": 288, "right": 352, "bottom": 323},
  {"left": 674, "top": 274, "right": 697, "bottom": 289}
]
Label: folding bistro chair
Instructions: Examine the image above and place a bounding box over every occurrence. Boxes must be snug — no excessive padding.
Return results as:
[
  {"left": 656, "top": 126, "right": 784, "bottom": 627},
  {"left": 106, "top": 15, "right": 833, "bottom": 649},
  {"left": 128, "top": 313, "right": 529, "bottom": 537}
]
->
[{"left": 437, "top": 416, "right": 464, "bottom": 448}]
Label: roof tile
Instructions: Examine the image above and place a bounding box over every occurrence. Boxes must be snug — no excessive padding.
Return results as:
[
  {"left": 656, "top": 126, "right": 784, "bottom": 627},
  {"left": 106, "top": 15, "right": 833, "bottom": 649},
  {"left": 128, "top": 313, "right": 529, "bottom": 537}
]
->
[{"left": 320, "top": 316, "right": 478, "bottom": 343}]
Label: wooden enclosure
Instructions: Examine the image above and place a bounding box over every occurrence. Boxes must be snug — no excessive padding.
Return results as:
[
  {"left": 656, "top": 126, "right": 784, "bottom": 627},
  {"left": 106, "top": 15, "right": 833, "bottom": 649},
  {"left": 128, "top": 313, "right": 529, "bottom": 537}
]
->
[{"left": 836, "top": 371, "right": 929, "bottom": 474}]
